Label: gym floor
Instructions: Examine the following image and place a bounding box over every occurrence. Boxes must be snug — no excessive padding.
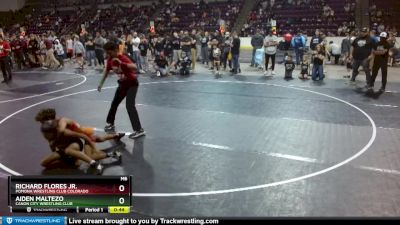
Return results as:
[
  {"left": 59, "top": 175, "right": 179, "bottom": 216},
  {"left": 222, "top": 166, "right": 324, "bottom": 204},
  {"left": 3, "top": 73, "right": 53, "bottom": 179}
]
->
[{"left": 0, "top": 65, "right": 400, "bottom": 217}]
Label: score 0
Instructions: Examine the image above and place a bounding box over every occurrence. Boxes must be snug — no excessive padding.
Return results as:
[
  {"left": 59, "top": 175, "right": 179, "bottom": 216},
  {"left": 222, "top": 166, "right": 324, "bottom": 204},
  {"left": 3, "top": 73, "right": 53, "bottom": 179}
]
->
[{"left": 117, "top": 176, "right": 130, "bottom": 205}]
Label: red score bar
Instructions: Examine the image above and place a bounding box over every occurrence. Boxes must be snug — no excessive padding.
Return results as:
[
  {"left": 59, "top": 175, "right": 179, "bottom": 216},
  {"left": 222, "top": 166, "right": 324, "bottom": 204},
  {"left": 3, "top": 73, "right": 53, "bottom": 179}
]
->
[{"left": 9, "top": 176, "right": 132, "bottom": 195}]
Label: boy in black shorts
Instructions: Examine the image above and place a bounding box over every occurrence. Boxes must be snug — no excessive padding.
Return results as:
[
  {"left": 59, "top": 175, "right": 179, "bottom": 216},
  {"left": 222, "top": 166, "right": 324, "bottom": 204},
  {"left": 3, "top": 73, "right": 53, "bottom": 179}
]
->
[
  {"left": 299, "top": 56, "right": 309, "bottom": 80},
  {"left": 284, "top": 55, "right": 295, "bottom": 80},
  {"left": 178, "top": 51, "right": 192, "bottom": 75}
]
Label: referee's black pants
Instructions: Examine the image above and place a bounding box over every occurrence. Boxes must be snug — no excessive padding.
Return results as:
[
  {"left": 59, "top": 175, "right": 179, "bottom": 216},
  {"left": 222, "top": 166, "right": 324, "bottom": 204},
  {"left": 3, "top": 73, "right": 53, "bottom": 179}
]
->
[{"left": 106, "top": 82, "right": 143, "bottom": 132}]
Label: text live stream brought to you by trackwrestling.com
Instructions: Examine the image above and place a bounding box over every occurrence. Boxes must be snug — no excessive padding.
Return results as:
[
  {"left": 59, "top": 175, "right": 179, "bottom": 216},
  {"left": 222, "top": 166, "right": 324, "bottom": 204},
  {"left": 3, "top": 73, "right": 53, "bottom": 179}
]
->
[{"left": 0, "top": 217, "right": 222, "bottom": 225}]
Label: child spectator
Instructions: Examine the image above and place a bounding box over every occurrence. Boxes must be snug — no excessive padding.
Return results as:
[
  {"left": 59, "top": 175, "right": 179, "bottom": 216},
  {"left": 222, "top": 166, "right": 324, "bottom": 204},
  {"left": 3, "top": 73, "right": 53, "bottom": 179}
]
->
[
  {"left": 312, "top": 44, "right": 325, "bottom": 81},
  {"left": 211, "top": 39, "right": 222, "bottom": 76},
  {"left": 54, "top": 39, "right": 64, "bottom": 68},
  {"left": 154, "top": 52, "right": 169, "bottom": 77},
  {"left": 284, "top": 55, "right": 295, "bottom": 80},
  {"left": 299, "top": 56, "right": 309, "bottom": 80},
  {"left": 178, "top": 51, "right": 192, "bottom": 75}
]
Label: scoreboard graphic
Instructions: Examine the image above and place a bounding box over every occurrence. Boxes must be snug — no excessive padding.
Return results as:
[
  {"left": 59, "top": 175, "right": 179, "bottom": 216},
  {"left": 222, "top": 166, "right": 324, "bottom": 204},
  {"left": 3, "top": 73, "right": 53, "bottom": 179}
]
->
[{"left": 8, "top": 176, "right": 132, "bottom": 213}]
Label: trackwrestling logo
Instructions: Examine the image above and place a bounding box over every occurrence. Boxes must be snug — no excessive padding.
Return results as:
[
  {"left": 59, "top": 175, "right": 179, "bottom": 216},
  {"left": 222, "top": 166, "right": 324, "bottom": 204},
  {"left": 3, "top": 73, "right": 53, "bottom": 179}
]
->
[{"left": 2, "top": 217, "right": 65, "bottom": 225}]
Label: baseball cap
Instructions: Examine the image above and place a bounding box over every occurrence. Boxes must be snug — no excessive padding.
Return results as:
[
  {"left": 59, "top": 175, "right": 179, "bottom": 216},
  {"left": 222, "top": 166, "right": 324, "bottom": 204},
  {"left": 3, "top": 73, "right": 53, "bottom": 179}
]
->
[{"left": 380, "top": 32, "right": 388, "bottom": 38}]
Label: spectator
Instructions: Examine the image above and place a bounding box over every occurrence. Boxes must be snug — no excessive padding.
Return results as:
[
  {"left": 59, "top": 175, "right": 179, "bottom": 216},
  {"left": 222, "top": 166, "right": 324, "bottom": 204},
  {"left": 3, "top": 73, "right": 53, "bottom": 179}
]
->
[
  {"left": 138, "top": 35, "right": 149, "bottom": 72},
  {"left": 73, "top": 36, "right": 85, "bottom": 69},
  {"left": 291, "top": 30, "right": 306, "bottom": 65},
  {"left": 221, "top": 32, "right": 232, "bottom": 71},
  {"left": 310, "top": 29, "right": 323, "bottom": 51},
  {"left": 350, "top": 27, "right": 374, "bottom": 88},
  {"left": 181, "top": 31, "right": 192, "bottom": 62},
  {"left": 263, "top": 28, "right": 278, "bottom": 76},
  {"left": 194, "top": 30, "right": 202, "bottom": 63},
  {"left": 327, "top": 41, "right": 341, "bottom": 64},
  {"left": 154, "top": 53, "right": 168, "bottom": 77},
  {"left": 312, "top": 44, "right": 325, "bottom": 81},
  {"left": 54, "top": 38, "right": 64, "bottom": 68},
  {"left": 10, "top": 33, "right": 26, "bottom": 70},
  {"left": 230, "top": 31, "right": 241, "bottom": 74},
  {"left": 283, "top": 31, "right": 293, "bottom": 51},
  {"left": 284, "top": 54, "right": 295, "bottom": 80},
  {"left": 66, "top": 36, "right": 74, "bottom": 61},
  {"left": 370, "top": 32, "right": 390, "bottom": 92},
  {"left": 85, "top": 36, "right": 97, "bottom": 67},
  {"left": 250, "top": 29, "right": 264, "bottom": 67},
  {"left": 341, "top": 32, "right": 352, "bottom": 59},
  {"left": 0, "top": 35, "right": 12, "bottom": 83},
  {"left": 200, "top": 31, "right": 209, "bottom": 66},
  {"left": 27, "top": 34, "right": 40, "bottom": 67},
  {"left": 131, "top": 32, "right": 142, "bottom": 73},
  {"left": 171, "top": 32, "right": 181, "bottom": 70},
  {"left": 94, "top": 31, "right": 106, "bottom": 68},
  {"left": 44, "top": 34, "right": 60, "bottom": 69}
]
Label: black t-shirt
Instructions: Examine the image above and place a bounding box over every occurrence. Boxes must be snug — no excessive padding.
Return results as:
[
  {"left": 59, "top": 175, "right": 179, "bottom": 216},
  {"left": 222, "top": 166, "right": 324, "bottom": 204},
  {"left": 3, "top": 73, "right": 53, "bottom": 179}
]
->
[
  {"left": 301, "top": 63, "right": 309, "bottom": 73},
  {"left": 28, "top": 39, "right": 39, "bottom": 52},
  {"left": 164, "top": 40, "right": 173, "bottom": 55},
  {"left": 373, "top": 40, "right": 390, "bottom": 61},
  {"left": 211, "top": 35, "right": 223, "bottom": 46},
  {"left": 313, "top": 55, "right": 324, "bottom": 65},
  {"left": 172, "top": 37, "right": 181, "bottom": 50},
  {"left": 200, "top": 37, "right": 209, "bottom": 47},
  {"left": 352, "top": 37, "right": 374, "bottom": 60},
  {"left": 231, "top": 38, "right": 240, "bottom": 55},
  {"left": 86, "top": 42, "right": 95, "bottom": 51},
  {"left": 139, "top": 42, "right": 149, "bottom": 56},
  {"left": 310, "top": 36, "right": 322, "bottom": 50},
  {"left": 285, "top": 62, "right": 295, "bottom": 71},
  {"left": 181, "top": 35, "right": 192, "bottom": 52},
  {"left": 155, "top": 57, "right": 168, "bottom": 68},
  {"left": 155, "top": 40, "right": 165, "bottom": 52},
  {"left": 190, "top": 35, "right": 197, "bottom": 49},
  {"left": 126, "top": 42, "right": 133, "bottom": 54}
]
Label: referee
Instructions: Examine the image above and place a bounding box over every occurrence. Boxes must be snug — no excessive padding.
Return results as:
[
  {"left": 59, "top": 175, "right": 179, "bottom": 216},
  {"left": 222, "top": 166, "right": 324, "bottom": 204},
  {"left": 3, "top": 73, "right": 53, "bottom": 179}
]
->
[{"left": 98, "top": 42, "right": 145, "bottom": 139}]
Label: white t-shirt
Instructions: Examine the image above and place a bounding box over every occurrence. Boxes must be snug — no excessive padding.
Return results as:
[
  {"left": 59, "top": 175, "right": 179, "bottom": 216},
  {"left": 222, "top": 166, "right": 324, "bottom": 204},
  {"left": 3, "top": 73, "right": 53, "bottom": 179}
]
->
[
  {"left": 264, "top": 35, "right": 278, "bottom": 55},
  {"left": 329, "top": 43, "right": 341, "bottom": 55},
  {"left": 55, "top": 43, "right": 64, "bottom": 55},
  {"left": 67, "top": 39, "right": 73, "bottom": 50},
  {"left": 131, "top": 37, "right": 140, "bottom": 52}
]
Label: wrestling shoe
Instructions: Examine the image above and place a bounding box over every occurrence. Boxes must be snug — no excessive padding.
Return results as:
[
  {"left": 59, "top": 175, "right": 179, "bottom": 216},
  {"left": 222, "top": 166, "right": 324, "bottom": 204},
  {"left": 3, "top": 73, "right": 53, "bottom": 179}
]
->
[{"left": 104, "top": 123, "right": 115, "bottom": 132}]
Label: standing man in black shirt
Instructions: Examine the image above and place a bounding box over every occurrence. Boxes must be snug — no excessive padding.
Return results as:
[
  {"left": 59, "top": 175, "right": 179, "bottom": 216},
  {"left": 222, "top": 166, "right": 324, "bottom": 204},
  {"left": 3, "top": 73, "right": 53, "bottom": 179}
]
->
[
  {"left": 200, "top": 32, "right": 209, "bottom": 66},
  {"left": 250, "top": 29, "right": 264, "bottom": 67},
  {"left": 191, "top": 29, "right": 199, "bottom": 70},
  {"left": 310, "top": 29, "right": 323, "bottom": 51},
  {"left": 181, "top": 31, "right": 192, "bottom": 65},
  {"left": 369, "top": 32, "right": 391, "bottom": 92},
  {"left": 138, "top": 35, "right": 149, "bottom": 72},
  {"left": 231, "top": 31, "right": 241, "bottom": 74},
  {"left": 171, "top": 32, "right": 181, "bottom": 70},
  {"left": 154, "top": 35, "right": 165, "bottom": 56},
  {"left": 164, "top": 36, "right": 173, "bottom": 64},
  {"left": 350, "top": 27, "right": 374, "bottom": 88}
]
